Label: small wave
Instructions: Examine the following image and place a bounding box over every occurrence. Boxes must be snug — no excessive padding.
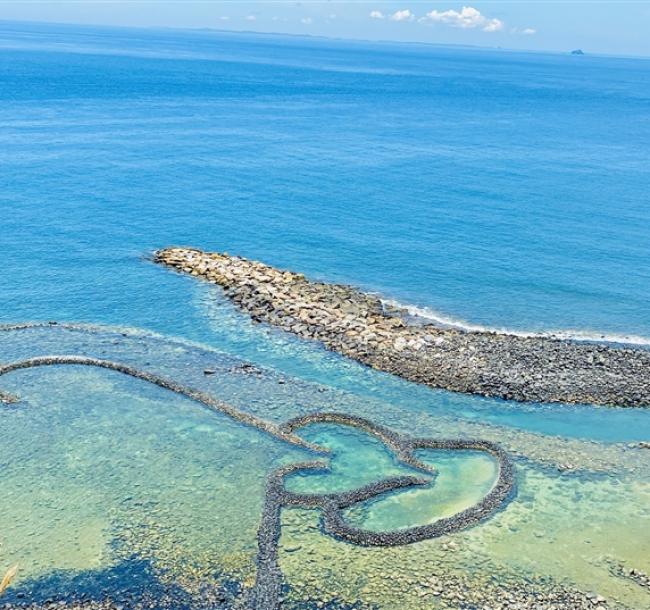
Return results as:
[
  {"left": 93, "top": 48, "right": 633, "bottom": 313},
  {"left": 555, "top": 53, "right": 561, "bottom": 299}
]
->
[
  {"left": 0, "top": 320, "right": 238, "bottom": 358},
  {"left": 380, "top": 299, "right": 650, "bottom": 347}
]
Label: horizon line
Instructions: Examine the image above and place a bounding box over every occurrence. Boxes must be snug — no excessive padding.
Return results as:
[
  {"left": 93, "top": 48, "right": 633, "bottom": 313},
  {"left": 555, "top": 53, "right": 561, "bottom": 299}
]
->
[{"left": 2, "top": 18, "right": 650, "bottom": 61}]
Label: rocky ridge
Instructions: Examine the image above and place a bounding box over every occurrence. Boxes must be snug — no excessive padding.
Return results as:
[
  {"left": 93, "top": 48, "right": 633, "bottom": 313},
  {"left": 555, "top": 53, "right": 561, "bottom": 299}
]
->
[{"left": 155, "top": 247, "right": 650, "bottom": 408}]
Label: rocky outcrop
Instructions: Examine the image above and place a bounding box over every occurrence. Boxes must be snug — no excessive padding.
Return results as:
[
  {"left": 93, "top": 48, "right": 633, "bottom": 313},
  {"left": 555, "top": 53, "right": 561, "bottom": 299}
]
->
[{"left": 155, "top": 247, "right": 650, "bottom": 408}]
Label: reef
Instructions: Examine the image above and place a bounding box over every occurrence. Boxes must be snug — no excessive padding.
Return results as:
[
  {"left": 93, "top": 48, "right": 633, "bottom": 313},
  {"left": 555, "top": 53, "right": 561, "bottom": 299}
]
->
[
  {"left": 0, "top": 323, "right": 515, "bottom": 610},
  {"left": 155, "top": 247, "right": 650, "bottom": 408}
]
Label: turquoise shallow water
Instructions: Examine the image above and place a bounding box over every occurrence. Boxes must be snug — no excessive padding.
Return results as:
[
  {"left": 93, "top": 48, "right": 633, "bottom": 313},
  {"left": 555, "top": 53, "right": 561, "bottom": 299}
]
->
[
  {"left": 0, "top": 325, "right": 648, "bottom": 609},
  {"left": 1, "top": 20, "right": 650, "bottom": 609}
]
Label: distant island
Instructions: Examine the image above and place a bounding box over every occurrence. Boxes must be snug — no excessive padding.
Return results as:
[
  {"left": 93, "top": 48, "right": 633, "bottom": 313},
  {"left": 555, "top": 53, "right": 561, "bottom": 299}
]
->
[{"left": 571, "top": 49, "right": 585, "bottom": 55}]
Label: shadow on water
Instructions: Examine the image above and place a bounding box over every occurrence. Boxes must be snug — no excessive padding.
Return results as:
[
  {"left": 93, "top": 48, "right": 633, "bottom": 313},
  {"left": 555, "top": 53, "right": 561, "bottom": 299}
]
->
[
  {"left": 1, "top": 557, "right": 244, "bottom": 609},
  {"left": 2, "top": 557, "right": 371, "bottom": 610}
]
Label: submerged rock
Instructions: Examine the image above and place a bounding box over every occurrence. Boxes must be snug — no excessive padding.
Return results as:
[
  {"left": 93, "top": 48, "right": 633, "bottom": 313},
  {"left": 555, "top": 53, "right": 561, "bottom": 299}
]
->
[{"left": 0, "top": 390, "right": 19, "bottom": 404}]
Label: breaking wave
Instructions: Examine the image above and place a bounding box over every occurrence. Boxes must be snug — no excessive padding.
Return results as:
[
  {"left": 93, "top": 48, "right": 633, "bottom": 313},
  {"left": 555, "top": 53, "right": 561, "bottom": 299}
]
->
[{"left": 381, "top": 299, "right": 650, "bottom": 347}]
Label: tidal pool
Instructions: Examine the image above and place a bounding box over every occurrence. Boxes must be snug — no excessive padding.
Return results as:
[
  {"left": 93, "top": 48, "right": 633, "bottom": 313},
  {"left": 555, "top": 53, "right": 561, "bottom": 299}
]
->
[{"left": 0, "top": 324, "right": 649, "bottom": 609}]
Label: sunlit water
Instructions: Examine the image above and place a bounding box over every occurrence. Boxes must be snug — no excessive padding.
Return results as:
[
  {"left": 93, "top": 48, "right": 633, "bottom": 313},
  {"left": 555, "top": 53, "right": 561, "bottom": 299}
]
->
[
  {"left": 1, "top": 21, "right": 649, "bottom": 610},
  {"left": 0, "top": 326, "right": 648, "bottom": 608}
]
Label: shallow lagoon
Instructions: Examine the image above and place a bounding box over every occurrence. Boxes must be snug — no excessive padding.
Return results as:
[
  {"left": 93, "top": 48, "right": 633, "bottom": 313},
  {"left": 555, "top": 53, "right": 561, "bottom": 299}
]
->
[{"left": 0, "top": 324, "right": 648, "bottom": 609}]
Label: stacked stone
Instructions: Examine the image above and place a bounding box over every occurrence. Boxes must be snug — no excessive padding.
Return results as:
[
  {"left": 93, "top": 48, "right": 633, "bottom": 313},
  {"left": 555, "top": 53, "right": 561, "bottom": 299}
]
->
[{"left": 155, "top": 247, "right": 650, "bottom": 408}]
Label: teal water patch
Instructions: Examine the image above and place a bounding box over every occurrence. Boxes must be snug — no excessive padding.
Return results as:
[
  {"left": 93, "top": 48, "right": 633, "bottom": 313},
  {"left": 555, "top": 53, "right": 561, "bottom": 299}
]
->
[
  {"left": 285, "top": 423, "right": 420, "bottom": 495},
  {"left": 284, "top": 423, "right": 499, "bottom": 532},
  {"left": 345, "top": 449, "right": 498, "bottom": 532},
  {"left": 196, "top": 288, "right": 650, "bottom": 444}
]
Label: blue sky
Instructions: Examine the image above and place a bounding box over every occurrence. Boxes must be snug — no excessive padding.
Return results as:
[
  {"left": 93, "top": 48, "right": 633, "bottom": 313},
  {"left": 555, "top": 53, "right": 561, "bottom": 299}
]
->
[{"left": 2, "top": 2, "right": 650, "bottom": 56}]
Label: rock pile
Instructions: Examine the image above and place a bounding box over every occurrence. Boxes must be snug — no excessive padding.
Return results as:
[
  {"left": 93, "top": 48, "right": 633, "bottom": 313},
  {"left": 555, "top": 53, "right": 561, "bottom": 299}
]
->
[{"left": 155, "top": 247, "right": 650, "bottom": 408}]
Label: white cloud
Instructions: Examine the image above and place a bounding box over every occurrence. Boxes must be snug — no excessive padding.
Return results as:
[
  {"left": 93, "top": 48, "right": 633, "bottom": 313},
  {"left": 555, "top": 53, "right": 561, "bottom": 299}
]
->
[
  {"left": 369, "top": 10, "right": 385, "bottom": 20},
  {"left": 391, "top": 9, "right": 414, "bottom": 22},
  {"left": 301, "top": 17, "right": 313, "bottom": 25},
  {"left": 511, "top": 26, "right": 537, "bottom": 35},
  {"left": 219, "top": 16, "right": 230, "bottom": 21},
  {"left": 422, "top": 6, "right": 503, "bottom": 32},
  {"left": 245, "top": 15, "right": 256, "bottom": 21},
  {"left": 483, "top": 18, "right": 504, "bottom": 32}
]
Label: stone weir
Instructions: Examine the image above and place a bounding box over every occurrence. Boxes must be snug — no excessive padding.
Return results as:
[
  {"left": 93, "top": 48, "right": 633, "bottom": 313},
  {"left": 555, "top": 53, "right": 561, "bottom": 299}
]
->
[{"left": 155, "top": 247, "right": 650, "bottom": 408}]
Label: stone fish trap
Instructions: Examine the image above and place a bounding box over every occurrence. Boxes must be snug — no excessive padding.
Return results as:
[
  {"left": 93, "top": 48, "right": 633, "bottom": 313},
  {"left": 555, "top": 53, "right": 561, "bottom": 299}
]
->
[{"left": 0, "top": 322, "right": 516, "bottom": 610}]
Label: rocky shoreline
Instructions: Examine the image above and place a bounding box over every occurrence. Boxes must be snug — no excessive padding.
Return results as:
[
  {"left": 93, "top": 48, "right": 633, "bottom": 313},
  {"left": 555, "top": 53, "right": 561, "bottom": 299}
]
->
[{"left": 155, "top": 247, "right": 650, "bottom": 408}]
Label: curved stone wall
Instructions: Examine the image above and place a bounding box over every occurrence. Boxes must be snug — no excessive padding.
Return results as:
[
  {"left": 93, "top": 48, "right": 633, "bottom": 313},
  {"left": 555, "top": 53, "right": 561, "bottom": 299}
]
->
[{"left": 0, "top": 325, "right": 515, "bottom": 610}]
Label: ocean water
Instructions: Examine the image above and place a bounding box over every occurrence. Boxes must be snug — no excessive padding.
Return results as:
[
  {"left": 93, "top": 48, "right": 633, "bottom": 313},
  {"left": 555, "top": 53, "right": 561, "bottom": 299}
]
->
[
  {"left": 2, "top": 21, "right": 650, "bottom": 342},
  {"left": 1, "top": 21, "right": 650, "bottom": 610}
]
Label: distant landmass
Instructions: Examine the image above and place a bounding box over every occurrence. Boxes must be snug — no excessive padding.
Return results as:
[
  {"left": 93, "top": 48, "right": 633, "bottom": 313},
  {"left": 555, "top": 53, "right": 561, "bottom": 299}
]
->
[{"left": 571, "top": 49, "right": 585, "bottom": 55}]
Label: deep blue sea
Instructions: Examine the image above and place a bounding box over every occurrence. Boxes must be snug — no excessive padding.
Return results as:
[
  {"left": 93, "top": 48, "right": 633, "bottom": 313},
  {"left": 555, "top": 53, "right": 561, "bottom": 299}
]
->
[{"left": 2, "top": 20, "right": 650, "bottom": 444}]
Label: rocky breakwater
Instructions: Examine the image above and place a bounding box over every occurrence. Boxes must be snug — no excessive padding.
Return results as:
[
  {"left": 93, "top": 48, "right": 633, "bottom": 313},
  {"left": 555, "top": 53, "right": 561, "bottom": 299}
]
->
[{"left": 155, "top": 247, "right": 650, "bottom": 408}]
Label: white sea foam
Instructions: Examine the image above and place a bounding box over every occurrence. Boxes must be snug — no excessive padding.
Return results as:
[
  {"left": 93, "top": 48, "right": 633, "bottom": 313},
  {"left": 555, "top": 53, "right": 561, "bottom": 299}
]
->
[{"left": 380, "top": 299, "right": 650, "bottom": 347}]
